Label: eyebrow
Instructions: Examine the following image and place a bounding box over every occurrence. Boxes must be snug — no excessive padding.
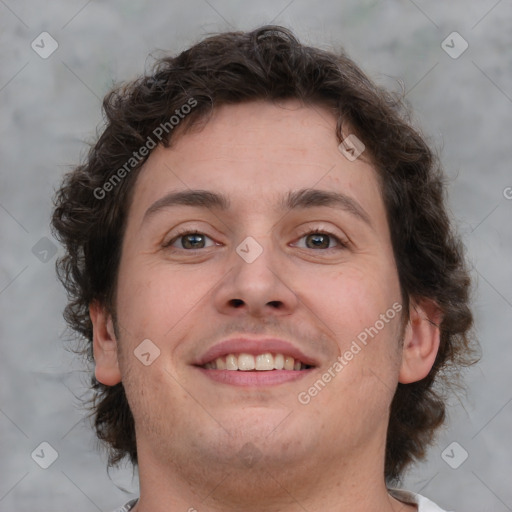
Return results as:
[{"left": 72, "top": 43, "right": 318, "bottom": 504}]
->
[
  {"left": 142, "top": 187, "right": 372, "bottom": 227},
  {"left": 283, "top": 188, "right": 372, "bottom": 227}
]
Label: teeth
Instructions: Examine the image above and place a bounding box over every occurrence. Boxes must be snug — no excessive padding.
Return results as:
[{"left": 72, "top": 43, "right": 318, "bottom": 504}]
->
[
  {"left": 203, "top": 353, "right": 309, "bottom": 371},
  {"left": 256, "top": 353, "right": 274, "bottom": 370},
  {"left": 274, "top": 353, "right": 284, "bottom": 370},
  {"left": 284, "top": 356, "right": 295, "bottom": 371},
  {"left": 238, "top": 353, "right": 255, "bottom": 370},
  {"left": 225, "top": 354, "right": 237, "bottom": 370}
]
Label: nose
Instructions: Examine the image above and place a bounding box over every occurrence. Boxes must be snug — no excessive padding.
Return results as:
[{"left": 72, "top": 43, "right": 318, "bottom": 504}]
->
[{"left": 212, "top": 237, "right": 299, "bottom": 318}]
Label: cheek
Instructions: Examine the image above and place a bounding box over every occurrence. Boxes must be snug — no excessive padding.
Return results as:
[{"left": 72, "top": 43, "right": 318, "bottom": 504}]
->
[
  {"left": 302, "top": 261, "right": 401, "bottom": 342},
  {"left": 115, "top": 259, "right": 216, "bottom": 342},
  {"left": 298, "top": 263, "right": 403, "bottom": 412},
  {"left": 298, "top": 258, "right": 404, "bottom": 394}
]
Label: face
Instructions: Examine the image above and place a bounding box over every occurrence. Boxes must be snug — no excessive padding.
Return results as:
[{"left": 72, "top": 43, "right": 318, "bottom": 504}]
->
[{"left": 93, "top": 99, "right": 418, "bottom": 494}]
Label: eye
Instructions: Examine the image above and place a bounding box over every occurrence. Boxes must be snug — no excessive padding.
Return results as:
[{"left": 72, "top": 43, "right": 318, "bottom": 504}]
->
[
  {"left": 163, "top": 228, "right": 347, "bottom": 252},
  {"left": 293, "top": 229, "right": 347, "bottom": 250},
  {"left": 164, "top": 230, "right": 217, "bottom": 250}
]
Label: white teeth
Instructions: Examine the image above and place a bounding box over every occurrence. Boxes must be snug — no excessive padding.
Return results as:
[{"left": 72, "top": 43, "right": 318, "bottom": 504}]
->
[
  {"left": 255, "top": 353, "right": 274, "bottom": 370},
  {"left": 203, "top": 353, "right": 309, "bottom": 371},
  {"left": 273, "top": 353, "right": 284, "bottom": 370},
  {"left": 238, "top": 353, "right": 255, "bottom": 370},
  {"left": 284, "top": 356, "right": 295, "bottom": 371},
  {"left": 225, "top": 354, "right": 238, "bottom": 370}
]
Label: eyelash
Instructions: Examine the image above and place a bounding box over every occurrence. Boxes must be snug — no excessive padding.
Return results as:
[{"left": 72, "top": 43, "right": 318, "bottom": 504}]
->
[{"left": 163, "top": 227, "right": 348, "bottom": 251}]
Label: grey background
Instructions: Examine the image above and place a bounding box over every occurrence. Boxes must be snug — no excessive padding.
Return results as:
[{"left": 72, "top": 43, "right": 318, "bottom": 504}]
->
[{"left": 1, "top": 1, "right": 511, "bottom": 511}]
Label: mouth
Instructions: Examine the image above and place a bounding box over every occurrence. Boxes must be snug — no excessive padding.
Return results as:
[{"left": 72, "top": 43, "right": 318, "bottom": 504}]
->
[
  {"left": 199, "top": 352, "right": 314, "bottom": 371},
  {"left": 194, "top": 352, "right": 315, "bottom": 387},
  {"left": 192, "top": 337, "right": 318, "bottom": 386}
]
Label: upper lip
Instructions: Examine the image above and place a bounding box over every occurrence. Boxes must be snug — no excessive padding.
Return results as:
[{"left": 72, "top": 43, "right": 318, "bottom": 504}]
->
[{"left": 193, "top": 337, "right": 319, "bottom": 367}]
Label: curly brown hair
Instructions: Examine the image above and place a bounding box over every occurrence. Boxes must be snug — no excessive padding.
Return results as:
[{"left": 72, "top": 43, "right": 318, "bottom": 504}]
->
[{"left": 51, "top": 25, "right": 478, "bottom": 483}]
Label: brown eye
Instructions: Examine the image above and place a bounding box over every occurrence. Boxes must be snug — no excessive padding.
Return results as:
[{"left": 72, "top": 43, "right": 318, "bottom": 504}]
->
[
  {"left": 305, "top": 233, "right": 332, "bottom": 249},
  {"left": 165, "top": 231, "right": 215, "bottom": 250},
  {"left": 294, "top": 230, "right": 346, "bottom": 250}
]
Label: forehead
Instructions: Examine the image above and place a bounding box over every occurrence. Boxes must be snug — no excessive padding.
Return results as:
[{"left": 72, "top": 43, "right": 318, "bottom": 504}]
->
[{"left": 127, "top": 99, "right": 383, "bottom": 220}]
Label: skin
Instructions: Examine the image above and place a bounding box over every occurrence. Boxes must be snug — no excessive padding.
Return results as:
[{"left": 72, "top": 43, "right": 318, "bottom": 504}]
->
[{"left": 90, "top": 99, "right": 441, "bottom": 512}]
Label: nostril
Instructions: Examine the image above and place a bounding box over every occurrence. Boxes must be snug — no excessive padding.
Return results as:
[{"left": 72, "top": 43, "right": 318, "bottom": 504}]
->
[{"left": 230, "top": 298, "right": 244, "bottom": 308}]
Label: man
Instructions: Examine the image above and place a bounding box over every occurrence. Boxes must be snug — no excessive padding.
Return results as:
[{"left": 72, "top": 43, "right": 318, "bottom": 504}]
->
[{"left": 51, "top": 25, "right": 477, "bottom": 511}]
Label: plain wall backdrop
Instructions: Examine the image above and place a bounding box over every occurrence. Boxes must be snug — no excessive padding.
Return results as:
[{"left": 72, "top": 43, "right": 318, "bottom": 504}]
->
[{"left": 1, "top": 1, "right": 511, "bottom": 510}]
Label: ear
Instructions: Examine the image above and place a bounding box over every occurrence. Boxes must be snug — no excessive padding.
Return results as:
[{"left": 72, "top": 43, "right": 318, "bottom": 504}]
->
[
  {"left": 399, "top": 298, "right": 442, "bottom": 384},
  {"left": 89, "top": 300, "right": 122, "bottom": 386}
]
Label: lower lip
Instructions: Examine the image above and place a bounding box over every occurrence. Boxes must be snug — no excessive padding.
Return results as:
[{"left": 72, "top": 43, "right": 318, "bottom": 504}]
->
[{"left": 195, "top": 367, "right": 313, "bottom": 386}]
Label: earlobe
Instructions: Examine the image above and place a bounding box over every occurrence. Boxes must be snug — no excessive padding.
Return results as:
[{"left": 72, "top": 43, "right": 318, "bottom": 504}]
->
[
  {"left": 89, "top": 301, "right": 122, "bottom": 386},
  {"left": 399, "top": 298, "right": 442, "bottom": 384}
]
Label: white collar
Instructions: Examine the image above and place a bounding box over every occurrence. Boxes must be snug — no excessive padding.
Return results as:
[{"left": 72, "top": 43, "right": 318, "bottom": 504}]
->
[{"left": 388, "top": 488, "right": 453, "bottom": 512}]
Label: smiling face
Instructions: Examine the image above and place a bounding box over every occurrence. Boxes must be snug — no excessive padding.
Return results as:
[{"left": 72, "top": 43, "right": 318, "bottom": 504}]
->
[{"left": 90, "top": 99, "right": 436, "bottom": 507}]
